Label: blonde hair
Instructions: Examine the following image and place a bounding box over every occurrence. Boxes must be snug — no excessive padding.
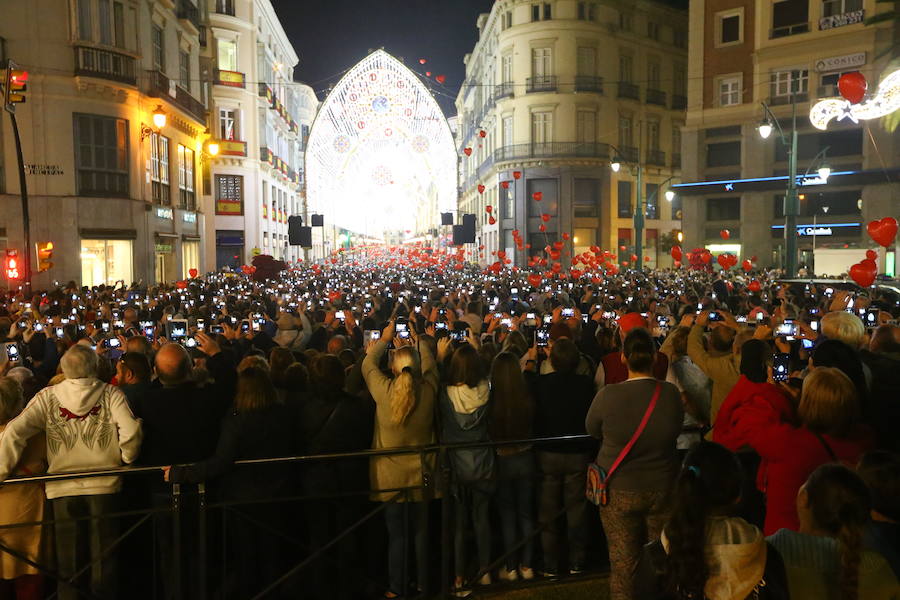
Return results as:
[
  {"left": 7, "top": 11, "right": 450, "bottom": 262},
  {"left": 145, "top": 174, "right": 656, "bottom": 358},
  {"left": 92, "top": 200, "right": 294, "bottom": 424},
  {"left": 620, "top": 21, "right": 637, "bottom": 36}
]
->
[
  {"left": 390, "top": 346, "right": 421, "bottom": 425},
  {"left": 821, "top": 311, "right": 865, "bottom": 348},
  {"left": 799, "top": 367, "right": 860, "bottom": 437}
]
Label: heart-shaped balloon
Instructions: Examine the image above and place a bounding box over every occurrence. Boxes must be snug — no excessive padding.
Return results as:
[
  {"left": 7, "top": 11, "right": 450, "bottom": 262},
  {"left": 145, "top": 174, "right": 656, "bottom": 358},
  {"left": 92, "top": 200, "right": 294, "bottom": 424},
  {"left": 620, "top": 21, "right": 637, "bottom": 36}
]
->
[
  {"left": 189, "top": 268, "right": 198, "bottom": 278},
  {"left": 463, "top": 147, "right": 472, "bottom": 156},
  {"left": 478, "top": 185, "right": 486, "bottom": 194},
  {"left": 671, "top": 245, "right": 682, "bottom": 262},
  {"left": 527, "top": 273, "right": 542, "bottom": 287},
  {"left": 849, "top": 259, "right": 877, "bottom": 287},
  {"left": 501, "top": 181, "right": 510, "bottom": 189},
  {"left": 742, "top": 259, "right": 752, "bottom": 272},
  {"left": 701, "top": 252, "right": 712, "bottom": 264},
  {"left": 489, "top": 216, "right": 497, "bottom": 225},
  {"left": 435, "top": 74, "right": 446, "bottom": 84},
  {"left": 748, "top": 280, "right": 761, "bottom": 293},
  {"left": 541, "top": 213, "right": 551, "bottom": 222},
  {"left": 533, "top": 192, "right": 543, "bottom": 202},
  {"left": 479, "top": 130, "right": 487, "bottom": 138},
  {"left": 867, "top": 217, "right": 898, "bottom": 248},
  {"left": 539, "top": 224, "right": 547, "bottom": 232},
  {"left": 720, "top": 229, "right": 730, "bottom": 240},
  {"left": 426, "top": 71, "right": 432, "bottom": 77},
  {"left": 419, "top": 58, "right": 427, "bottom": 64},
  {"left": 175, "top": 280, "right": 187, "bottom": 289},
  {"left": 620, "top": 245, "right": 626, "bottom": 251},
  {"left": 866, "top": 249, "right": 878, "bottom": 260},
  {"left": 513, "top": 171, "right": 522, "bottom": 180},
  {"left": 838, "top": 71, "right": 867, "bottom": 105},
  {"left": 562, "top": 233, "right": 570, "bottom": 241}
]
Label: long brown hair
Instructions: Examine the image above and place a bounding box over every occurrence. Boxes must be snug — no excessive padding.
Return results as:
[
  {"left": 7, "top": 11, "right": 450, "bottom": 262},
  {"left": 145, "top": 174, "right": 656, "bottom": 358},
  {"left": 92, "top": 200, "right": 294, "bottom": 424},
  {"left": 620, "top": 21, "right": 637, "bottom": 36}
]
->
[
  {"left": 447, "top": 343, "right": 486, "bottom": 388},
  {"left": 234, "top": 367, "right": 278, "bottom": 414},
  {"left": 489, "top": 352, "right": 533, "bottom": 442}
]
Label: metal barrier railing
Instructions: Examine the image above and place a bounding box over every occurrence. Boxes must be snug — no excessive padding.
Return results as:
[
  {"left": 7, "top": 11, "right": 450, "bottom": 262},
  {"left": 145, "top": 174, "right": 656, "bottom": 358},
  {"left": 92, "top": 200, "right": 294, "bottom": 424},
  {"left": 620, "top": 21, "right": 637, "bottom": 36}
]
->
[{"left": 0, "top": 434, "right": 607, "bottom": 599}]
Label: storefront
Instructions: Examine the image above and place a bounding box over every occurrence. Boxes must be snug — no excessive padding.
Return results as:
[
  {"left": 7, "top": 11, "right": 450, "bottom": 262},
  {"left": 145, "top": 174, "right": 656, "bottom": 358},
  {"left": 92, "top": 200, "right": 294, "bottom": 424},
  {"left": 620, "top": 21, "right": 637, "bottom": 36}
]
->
[
  {"left": 182, "top": 237, "right": 201, "bottom": 279},
  {"left": 216, "top": 230, "right": 244, "bottom": 270},
  {"left": 80, "top": 238, "right": 134, "bottom": 287},
  {"left": 154, "top": 234, "right": 177, "bottom": 284}
]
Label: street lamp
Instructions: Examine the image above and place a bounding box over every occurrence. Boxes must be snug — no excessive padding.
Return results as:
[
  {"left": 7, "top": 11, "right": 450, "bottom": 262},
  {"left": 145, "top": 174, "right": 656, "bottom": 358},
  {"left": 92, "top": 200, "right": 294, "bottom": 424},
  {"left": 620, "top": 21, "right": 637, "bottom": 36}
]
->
[
  {"left": 152, "top": 105, "right": 167, "bottom": 129},
  {"left": 665, "top": 189, "right": 675, "bottom": 202},
  {"left": 610, "top": 158, "right": 622, "bottom": 173}
]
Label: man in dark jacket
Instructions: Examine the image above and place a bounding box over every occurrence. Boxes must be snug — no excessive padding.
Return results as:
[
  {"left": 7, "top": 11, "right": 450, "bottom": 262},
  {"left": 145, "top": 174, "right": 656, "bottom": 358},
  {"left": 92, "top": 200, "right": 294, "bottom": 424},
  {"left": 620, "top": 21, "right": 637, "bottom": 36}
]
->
[{"left": 860, "top": 325, "right": 900, "bottom": 451}]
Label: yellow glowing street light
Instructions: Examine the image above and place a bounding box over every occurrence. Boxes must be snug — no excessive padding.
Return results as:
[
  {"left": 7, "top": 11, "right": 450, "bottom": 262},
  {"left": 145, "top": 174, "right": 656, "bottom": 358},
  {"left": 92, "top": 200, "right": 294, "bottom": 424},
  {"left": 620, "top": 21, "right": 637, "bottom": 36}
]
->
[
  {"left": 152, "top": 105, "right": 167, "bottom": 129},
  {"left": 207, "top": 141, "right": 220, "bottom": 157}
]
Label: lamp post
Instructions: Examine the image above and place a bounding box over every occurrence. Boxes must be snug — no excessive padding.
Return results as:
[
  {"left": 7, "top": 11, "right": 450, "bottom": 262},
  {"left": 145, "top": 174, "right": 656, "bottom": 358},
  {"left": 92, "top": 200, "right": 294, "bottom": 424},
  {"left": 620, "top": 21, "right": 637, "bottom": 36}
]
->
[{"left": 757, "top": 100, "right": 799, "bottom": 276}]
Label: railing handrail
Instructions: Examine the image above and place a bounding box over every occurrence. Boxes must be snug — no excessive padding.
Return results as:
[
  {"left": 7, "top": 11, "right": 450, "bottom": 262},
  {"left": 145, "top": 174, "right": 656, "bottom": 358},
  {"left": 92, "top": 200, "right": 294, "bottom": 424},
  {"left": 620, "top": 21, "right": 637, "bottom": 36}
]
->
[{"left": 2, "top": 434, "right": 595, "bottom": 485}]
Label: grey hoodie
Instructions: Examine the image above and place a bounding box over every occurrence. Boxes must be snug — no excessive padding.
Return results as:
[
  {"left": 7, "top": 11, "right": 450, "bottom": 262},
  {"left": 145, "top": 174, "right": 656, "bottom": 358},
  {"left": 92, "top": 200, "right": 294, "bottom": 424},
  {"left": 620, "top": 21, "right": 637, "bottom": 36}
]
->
[
  {"left": 0, "top": 378, "right": 142, "bottom": 499},
  {"left": 441, "top": 381, "right": 494, "bottom": 484}
]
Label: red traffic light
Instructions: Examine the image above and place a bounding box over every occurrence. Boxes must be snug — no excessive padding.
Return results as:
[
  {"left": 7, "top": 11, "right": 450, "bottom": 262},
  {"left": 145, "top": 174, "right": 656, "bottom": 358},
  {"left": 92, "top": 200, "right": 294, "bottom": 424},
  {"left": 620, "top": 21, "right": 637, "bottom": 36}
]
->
[
  {"left": 9, "top": 70, "right": 27, "bottom": 85},
  {"left": 5, "top": 249, "right": 21, "bottom": 280}
]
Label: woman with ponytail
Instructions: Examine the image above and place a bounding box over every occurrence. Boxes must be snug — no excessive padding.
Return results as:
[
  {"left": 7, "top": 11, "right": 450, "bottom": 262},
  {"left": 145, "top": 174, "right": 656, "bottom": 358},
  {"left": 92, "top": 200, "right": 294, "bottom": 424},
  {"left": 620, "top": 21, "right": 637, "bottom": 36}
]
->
[
  {"left": 768, "top": 464, "right": 899, "bottom": 600},
  {"left": 363, "top": 321, "right": 439, "bottom": 599},
  {"left": 635, "top": 442, "right": 789, "bottom": 600}
]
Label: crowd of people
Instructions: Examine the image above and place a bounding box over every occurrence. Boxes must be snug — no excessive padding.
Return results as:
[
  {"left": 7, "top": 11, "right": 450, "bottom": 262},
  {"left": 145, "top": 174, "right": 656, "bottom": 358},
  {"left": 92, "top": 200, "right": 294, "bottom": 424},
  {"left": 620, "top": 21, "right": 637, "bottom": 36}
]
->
[{"left": 0, "top": 263, "right": 897, "bottom": 600}]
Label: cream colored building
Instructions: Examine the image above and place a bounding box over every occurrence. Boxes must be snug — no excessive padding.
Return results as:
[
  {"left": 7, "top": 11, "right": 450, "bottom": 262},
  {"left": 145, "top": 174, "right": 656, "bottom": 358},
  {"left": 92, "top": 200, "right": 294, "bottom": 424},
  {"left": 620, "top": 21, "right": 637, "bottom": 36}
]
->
[
  {"left": 455, "top": 0, "right": 687, "bottom": 268},
  {"left": 0, "top": 0, "right": 209, "bottom": 288},
  {"left": 677, "top": 0, "right": 899, "bottom": 271},
  {"left": 201, "top": 0, "right": 314, "bottom": 270}
]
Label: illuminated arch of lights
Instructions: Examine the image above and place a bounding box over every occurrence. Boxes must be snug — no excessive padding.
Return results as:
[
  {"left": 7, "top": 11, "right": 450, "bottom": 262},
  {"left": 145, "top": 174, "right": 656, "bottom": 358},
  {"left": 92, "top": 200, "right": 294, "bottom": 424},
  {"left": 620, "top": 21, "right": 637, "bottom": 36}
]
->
[
  {"left": 306, "top": 50, "right": 457, "bottom": 238},
  {"left": 809, "top": 68, "right": 900, "bottom": 130}
]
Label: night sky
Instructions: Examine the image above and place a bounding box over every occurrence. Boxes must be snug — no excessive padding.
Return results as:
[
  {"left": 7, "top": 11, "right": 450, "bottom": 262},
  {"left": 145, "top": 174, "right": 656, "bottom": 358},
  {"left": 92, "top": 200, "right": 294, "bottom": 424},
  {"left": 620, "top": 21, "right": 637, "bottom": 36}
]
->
[{"left": 273, "top": 0, "right": 496, "bottom": 116}]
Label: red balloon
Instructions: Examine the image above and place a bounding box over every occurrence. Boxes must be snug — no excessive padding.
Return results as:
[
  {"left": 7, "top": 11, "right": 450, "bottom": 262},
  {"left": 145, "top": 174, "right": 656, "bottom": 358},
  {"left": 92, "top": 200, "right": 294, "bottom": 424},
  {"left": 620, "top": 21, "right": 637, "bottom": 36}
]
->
[
  {"left": 670, "top": 245, "right": 682, "bottom": 262},
  {"left": 541, "top": 213, "right": 551, "bottom": 222},
  {"left": 497, "top": 250, "right": 506, "bottom": 259},
  {"left": 485, "top": 205, "right": 493, "bottom": 213},
  {"left": 720, "top": 229, "right": 730, "bottom": 240},
  {"left": 867, "top": 217, "right": 898, "bottom": 248},
  {"left": 489, "top": 216, "right": 497, "bottom": 225},
  {"left": 838, "top": 71, "right": 867, "bottom": 105},
  {"left": 620, "top": 245, "right": 627, "bottom": 251},
  {"left": 426, "top": 71, "right": 432, "bottom": 77},
  {"left": 435, "top": 74, "right": 447, "bottom": 84},
  {"left": 533, "top": 192, "right": 543, "bottom": 202},
  {"left": 748, "top": 280, "right": 761, "bottom": 293},
  {"left": 866, "top": 249, "right": 878, "bottom": 260},
  {"left": 630, "top": 254, "right": 638, "bottom": 262},
  {"left": 463, "top": 148, "right": 472, "bottom": 156},
  {"left": 742, "top": 259, "right": 752, "bottom": 272},
  {"left": 501, "top": 181, "right": 510, "bottom": 189},
  {"left": 175, "top": 280, "right": 188, "bottom": 289},
  {"left": 512, "top": 229, "right": 520, "bottom": 237},
  {"left": 188, "top": 268, "right": 198, "bottom": 278},
  {"left": 478, "top": 185, "right": 485, "bottom": 194},
  {"left": 644, "top": 256, "right": 651, "bottom": 262},
  {"left": 528, "top": 273, "right": 542, "bottom": 287},
  {"left": 701, "top": 252, "right": 712, "bottom": 264},
  {"left": 562, "top": 233, "right": 570, "bottom": 241},
  {"left": 539, "top": 224, "right": 547, "bottom": 232},
  {"left": 849, "top": 259, "right": 877, "bottom": 288},
  {"left": 479, "top": 130, "right": 487, "bottom": 138},
  {"left": 513, "top": 171, "right": 522, "bottom": 180},
  {"left": 419, "top": 58, "right": 427, "bottom": 64}
]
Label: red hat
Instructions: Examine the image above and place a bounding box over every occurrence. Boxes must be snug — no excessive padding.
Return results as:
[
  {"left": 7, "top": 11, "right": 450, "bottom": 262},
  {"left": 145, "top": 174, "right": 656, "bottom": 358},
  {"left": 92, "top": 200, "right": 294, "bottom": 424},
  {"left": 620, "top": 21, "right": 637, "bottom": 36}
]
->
[{"left": 617, "top": 312, "right": 647, "bottom": 334}]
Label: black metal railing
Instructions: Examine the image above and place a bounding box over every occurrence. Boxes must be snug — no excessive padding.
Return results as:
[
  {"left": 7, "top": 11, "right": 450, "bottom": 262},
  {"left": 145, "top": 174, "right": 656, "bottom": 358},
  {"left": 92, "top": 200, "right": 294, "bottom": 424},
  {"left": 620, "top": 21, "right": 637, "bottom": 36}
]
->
[
  {"left": 616, "top": 145, "right": 639, "bottom": 163},
  {"left": 646, "top": 88, "right": 667, "bottom": 107},
  {"left": 526, "top": 75, "right": 558, "bottom": 93},
  {"left": 574, "top": 75, "right": 603, "bottom": 93},
  {"left": 176, "top": 0, "right": 200, "bottom": 30},
  {"left": 495, "top": 141, "right": 609, "bottom": 162},
  {"left": 147, "top": 70, "right": 207, "bottom": 123},
  {"left": 770, "top": 22, "right": 809, "bottom": 38},
  {"left": 618, "top": 81, "right": 639, "bottom": 100},
  {"left": 672, "top": 94, "right": 687, "bottom": 110},
  {"left": 494, "top": 81, "right": 514, "bottom": 100},
  {"left": 647, "top": 149, "right": 666, "bottom": 166},
  {"left": 74, "top": 45, "right": 137, "bottom": 85}
]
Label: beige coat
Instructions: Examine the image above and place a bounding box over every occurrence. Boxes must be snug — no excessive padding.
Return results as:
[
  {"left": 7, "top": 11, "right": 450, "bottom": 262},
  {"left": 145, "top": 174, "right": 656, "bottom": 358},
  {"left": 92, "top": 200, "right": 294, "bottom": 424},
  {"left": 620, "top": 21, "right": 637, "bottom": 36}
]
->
[
  {"left": 687, "top": 325, "right": 740, "bottom": 437},
  {"left": 363, "top": 340, "right": 438, "bottom": 502},
  {"left": 0, "top": 426, "right": 47, "bottom": 578}
]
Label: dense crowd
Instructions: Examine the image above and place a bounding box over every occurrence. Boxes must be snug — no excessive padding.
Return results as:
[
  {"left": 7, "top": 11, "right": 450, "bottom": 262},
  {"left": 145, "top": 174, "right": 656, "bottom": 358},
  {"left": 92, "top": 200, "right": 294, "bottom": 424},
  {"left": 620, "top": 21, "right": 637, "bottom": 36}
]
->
[{"left": 0, "top": 264, "right": 898, "bottom": 600}]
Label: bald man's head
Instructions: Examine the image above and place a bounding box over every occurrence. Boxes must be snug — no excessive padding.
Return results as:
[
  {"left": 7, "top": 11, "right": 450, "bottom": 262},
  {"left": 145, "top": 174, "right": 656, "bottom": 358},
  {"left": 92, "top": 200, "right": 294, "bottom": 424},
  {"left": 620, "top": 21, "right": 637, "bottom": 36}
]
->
[{"left": 155, "top": 343, "right": 192, "bottom": 387}]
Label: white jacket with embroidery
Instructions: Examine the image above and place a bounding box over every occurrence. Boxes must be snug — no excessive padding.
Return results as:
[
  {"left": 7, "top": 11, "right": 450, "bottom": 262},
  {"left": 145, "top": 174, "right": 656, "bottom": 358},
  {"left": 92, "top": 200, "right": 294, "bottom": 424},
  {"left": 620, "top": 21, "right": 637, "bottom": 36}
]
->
[{"left": 0, "top": 378, "right": 143, "bottom": 499}]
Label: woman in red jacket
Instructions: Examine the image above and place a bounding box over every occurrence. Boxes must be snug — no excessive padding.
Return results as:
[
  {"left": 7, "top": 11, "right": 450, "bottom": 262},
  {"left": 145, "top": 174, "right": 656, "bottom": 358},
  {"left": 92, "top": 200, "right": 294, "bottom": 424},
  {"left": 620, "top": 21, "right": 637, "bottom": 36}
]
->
[{"left": 715, "top": 366, "right": 873, "bottom": 535}]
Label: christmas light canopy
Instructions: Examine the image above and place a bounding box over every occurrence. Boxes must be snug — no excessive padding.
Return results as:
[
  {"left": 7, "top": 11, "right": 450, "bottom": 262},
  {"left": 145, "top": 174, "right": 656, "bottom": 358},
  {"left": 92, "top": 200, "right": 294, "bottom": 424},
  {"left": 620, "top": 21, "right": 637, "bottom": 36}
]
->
[
  {"left": 306, "top": 50, "right": 457, "bottom": 236},
  {"left": 809, "top": 68, "right": 900, "bottom": 130}
]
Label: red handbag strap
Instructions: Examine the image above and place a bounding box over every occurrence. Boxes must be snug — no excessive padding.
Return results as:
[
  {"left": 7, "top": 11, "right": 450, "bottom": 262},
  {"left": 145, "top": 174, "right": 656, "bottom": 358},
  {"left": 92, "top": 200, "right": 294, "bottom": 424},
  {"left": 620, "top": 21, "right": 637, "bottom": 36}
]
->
[{"left": 605, "top": 383, "right": 661, "bottom": 481}]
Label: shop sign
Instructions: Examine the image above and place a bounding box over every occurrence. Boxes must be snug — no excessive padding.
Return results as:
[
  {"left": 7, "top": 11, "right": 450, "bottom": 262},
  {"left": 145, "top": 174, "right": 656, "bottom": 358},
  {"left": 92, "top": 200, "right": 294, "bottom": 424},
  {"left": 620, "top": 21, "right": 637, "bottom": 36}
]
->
[
  {"left": 155, "top": 243, "right": 173, "bottom": 253},
  {"left": 799, "top": 226, "right": 833, "bottom": 237},
  {"left": 815, "top": 52, "right": 866, "bottom": 73},
  {"left": 25, "top": 164, "right": 64, "bottom": 175},
  {"left": 156, "top": 207, "right": 173, "bottom": 220},
  {"left": 183, "top": 212, "right": 197, "bottom": 223},
  {"left": 819, "top": 9, "right": 864, "bottom": 31}
]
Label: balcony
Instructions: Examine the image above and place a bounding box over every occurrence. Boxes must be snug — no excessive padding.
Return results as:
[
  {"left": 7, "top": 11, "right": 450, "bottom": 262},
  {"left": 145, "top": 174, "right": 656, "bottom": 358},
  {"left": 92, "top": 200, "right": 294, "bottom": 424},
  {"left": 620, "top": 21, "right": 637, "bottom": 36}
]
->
[
  {"left": 770, "top": 22, "right": 809, "bottom": 38},
  {"left": 176, "top": 0, "right": 200, "bottom": 31},
  {"left": 615, "top": 145, "right": 639, "bottom": 163},
  {"left": 214, "top": 69, "right": 246, "bottom": 88},
  {"left": 526, "top": 75, "right": 557, "bottom": 93},
  {"left": 494, "top": 81, "right": 514, "bottom": 100},
  {"left": 819, "top": 9, "right": 864, "bottom": 30},
  {"left": 214, "top": 140, "right": 247, "bottom": 157},
  {"left": 768, "top": 92, "right": 809, "bottom": 106},
  {"left": 647, "top": 149, "right": 666, "bottom": 166},
  {"left": 618, "top": 81, "right": 639, "bottom": 100},
  {"left": 147, "top": 70, "right": 206, "bottom": 123},
  {"left": 574, "top": 76, "right": 604, "bottom": 93},
  {"left": 646, "top": 88, "right": 667, "bottom": 107},
  {"left": 74, "top": 46, "right": 136, "bottom": 86},
  {"left": 672, "top": 94, "right": 687, "bottom": 110},
  {"left": 494, "top": 141, "right": 609, "bottom": 162}
]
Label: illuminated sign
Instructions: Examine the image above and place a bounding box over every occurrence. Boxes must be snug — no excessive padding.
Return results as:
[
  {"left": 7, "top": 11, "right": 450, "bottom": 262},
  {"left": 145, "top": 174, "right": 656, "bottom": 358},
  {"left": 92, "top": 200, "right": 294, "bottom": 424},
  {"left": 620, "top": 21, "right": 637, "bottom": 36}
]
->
[
  {"left": 810, "top": 68, "right": 900, "bottom": 130},
  {"left": 156, "top": 207, "right": 173, "bottom": 220},
  {"left": 771, "top": 223, "right": 860, "bottom": 237},
  {"left": 815, "top": 52, "right": 866, "bottom": 73}
]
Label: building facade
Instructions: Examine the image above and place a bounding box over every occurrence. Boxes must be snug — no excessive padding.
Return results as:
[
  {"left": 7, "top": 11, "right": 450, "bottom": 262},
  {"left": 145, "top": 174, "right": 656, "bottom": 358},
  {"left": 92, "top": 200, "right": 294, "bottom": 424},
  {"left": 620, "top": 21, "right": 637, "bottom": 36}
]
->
[
  {"left": 202, "top": 0, "right": 314, "bottom": 270},
  {"left": 678, "top": 0, "right": 900, "bottom": 272},
  {"left": 0, "top": 0, "right": 209, "bottom": 288},
  {"left": 455, "top": 0, "right": 688, "bottom": 268}
]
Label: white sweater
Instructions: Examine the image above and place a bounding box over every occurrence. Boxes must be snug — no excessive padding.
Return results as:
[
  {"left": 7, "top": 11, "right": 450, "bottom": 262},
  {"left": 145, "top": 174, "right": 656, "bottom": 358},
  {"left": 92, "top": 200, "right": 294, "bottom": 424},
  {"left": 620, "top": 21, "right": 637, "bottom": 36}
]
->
[{"left": 0, "top": 378, "right": 143, "bottom": 499}]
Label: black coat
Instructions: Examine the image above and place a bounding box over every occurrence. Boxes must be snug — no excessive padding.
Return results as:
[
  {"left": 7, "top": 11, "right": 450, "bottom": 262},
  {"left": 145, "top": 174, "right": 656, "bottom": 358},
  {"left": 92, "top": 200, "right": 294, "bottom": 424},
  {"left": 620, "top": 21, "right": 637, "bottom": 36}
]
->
[{"left": 528, "top": 371, "right": 597, "bottom": 454}]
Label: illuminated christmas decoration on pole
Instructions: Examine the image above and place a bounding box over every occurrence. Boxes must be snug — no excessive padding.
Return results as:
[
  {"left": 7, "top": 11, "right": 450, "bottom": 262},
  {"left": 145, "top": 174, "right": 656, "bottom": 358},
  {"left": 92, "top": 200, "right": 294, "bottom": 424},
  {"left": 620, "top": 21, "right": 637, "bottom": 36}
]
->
[{"left": 809, "top": 68, "right": 900, "bottom": 130}]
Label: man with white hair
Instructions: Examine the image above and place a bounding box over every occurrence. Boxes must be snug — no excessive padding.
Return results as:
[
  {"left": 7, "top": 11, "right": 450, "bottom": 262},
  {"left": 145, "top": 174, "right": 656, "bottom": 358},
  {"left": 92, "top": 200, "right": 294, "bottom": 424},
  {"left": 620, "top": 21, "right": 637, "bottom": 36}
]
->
[{"left": 0, "top": 344, "right": 142, "bottom": 600}]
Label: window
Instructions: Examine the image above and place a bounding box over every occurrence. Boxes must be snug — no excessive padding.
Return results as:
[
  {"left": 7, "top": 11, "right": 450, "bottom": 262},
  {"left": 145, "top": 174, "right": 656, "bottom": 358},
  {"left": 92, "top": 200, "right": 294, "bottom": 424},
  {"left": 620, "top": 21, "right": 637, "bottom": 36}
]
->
[
  {"left": 177, "top": 144, "right": 195, "bottom": 209},
  {"left": 577, "top": 47, "right": 596, "bottom": 76},
  {"left": 706, "top": 141, "right": 741, "bottom": 167},
  {"left": 617, "top": 181, "right": 632, "bottom": 218},
  {"left": 113, "top": 2, "right": 124, "bottom": 48},
  {"left": 771, "top": 69, "right": 809, "bottom": 98},
  {"left": 501, "top": 11, "right": 512, "bottom": 30},
  {"left": 772, "top": 0, "right": 809, "bottom": 36},
  {"left": 544, "top": 3, "right": 552, "bottom": 20},
  {"left": 716, "top": 10, "right": 743, "bottom": 46},
  {"left": 531, "top": 111, "right": 552, "bottom": 144},
  {"left": 707, "top": 197, "right": 741, "bottom": 221},
  {"left": 179, "top": 50, "right": 190, "bottom": 90},
  {"left": 527, "top": 179, "right": 558, "bottom": 218},
  {"left": 574, "top": 179, "right": 600, "bottom": 217},
  {"left": 215, "top": 0, "right": 235, "bottom": 15},
  {"left": 99, "top": 0, "right": 111, "bottom": 45},
  {"left": 219, "top": 108, "right": 239, "bottom": 140},
  {"left": 501, "top": 54, "right": 513, "bottom": 83},
  {"left": 718, "top": 75, "right": 742, "bottom": 106},
  {"left": 74, "top": 113, "right": 128, "bottom": 197},
  {"left": 647, "top": 120, "right": 660, "bottom": 151},
  {"left": 149, "top": 132, "right": 170, "bottom": 204},
  {"left": 215, "top": 175, "right": 243, "bottom": 215},
  {"left": 674, "top": 28, "right": 687, "bottom": 48},
  {"left": 671, "top": 193, "right": 683, "bottom": 220},
  {"left": 619, "top": 114, "right": 633, "bottom": 147},
  {"left": 647, "top": 60, "right": 661, "bottom": 89},
  {"left": 822, "top": 0, "right": 862, "bottom": 17},
  {"left": 578, "top": 2, "right": 587, "bottom": 20},
  {"left": 77, "top": 0, "right": 92, "bottom": 40},
  {"left": 673, "top": 125, "right": 682, "bottom": 160},
  {"left": 645, "top": 183, "right": 659, "bottom": 219},
  {"left": 619, "top": 54, "right": 633, "bottom": 83},
  {"left": 578, "top": 2, "right": 597, "bottom": 21},
  {"left": 81, "top": 239, "right": 133, "bottom": 287},
  {"left": 619, "top": 10, "right": 633, "bottom": 31},
  {"left": 577, "top": 110, "right": 597, "bottom": 144},
  {"left": 182, "top": 241, "right": 200, "bottom": 280},
  {"left": 152, "top": 25, "right": 164, "bottom": 70},
  {"left": 217, "top": 38, "right": 238, "bottom": 72},
  {"left": 647, "top": 21, "right": 659, "bottom": 40},
  {"left": 674, "top": 65, "right": 687, "bottom": 97},
  {"left": 574, "top": 228, "right": 597, "bottom": 249},
  {"left": 502, "top": 115, "right": 513, "bottom": 147},
  {"left": 532, "top": 47, "right": 551, "bottom": 77}
]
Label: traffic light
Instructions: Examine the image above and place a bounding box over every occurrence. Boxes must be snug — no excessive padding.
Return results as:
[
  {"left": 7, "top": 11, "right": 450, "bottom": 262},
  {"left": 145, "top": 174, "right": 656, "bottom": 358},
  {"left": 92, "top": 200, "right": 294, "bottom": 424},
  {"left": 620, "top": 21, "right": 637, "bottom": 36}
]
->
[
  {"left": 3, "top": 61, "right": 28, "bottom": 112},
  {"left": 5, "top": 250, "right": 21, "bottom": 280},
  {"left": 36, "top": 242, "right": 53, "bottom": 272}
]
